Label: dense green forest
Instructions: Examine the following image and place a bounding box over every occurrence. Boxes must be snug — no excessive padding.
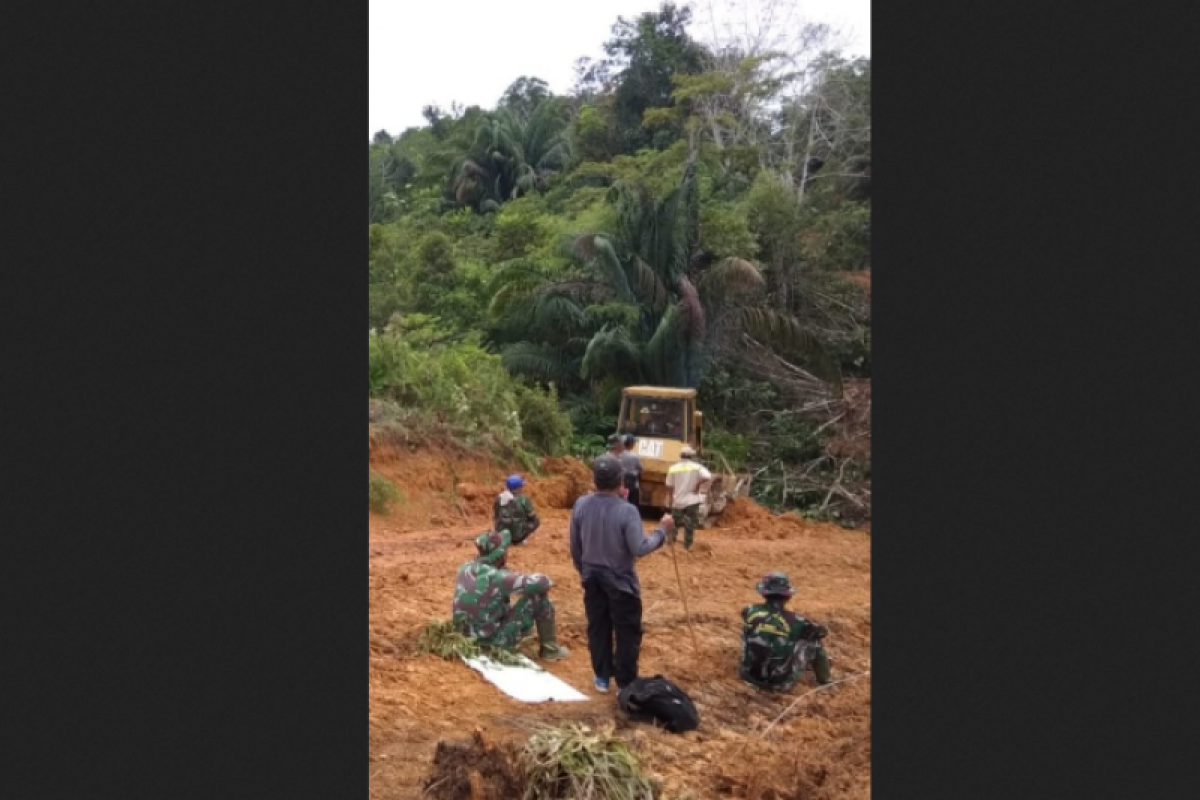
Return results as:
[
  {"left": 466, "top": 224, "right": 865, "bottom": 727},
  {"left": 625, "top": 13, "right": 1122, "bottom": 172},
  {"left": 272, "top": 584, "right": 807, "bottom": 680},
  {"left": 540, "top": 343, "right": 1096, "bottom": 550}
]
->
[{"left": 368, "top": 2, "right": 871, "bottom": 526}]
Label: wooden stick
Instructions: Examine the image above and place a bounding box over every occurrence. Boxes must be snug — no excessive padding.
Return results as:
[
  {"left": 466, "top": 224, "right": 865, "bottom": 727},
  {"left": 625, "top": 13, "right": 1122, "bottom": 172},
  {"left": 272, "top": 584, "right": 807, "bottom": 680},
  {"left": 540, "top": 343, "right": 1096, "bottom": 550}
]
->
[
  {"left": 758, "top": 671, "right": 870, "bottom": 739},
  {"left": 668, "top": 539, "right": 700, "bottom": 652},
  {"left": 732, "top": 670, "right": 871, "bottom": 757}
]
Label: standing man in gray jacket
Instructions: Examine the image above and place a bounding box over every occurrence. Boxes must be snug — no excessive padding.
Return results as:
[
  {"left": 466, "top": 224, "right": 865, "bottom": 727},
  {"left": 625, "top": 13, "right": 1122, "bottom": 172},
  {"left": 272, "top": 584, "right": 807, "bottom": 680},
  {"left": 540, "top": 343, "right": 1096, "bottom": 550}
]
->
[{"left": 570, "top": 454, "right": 674, "bottom": 694}]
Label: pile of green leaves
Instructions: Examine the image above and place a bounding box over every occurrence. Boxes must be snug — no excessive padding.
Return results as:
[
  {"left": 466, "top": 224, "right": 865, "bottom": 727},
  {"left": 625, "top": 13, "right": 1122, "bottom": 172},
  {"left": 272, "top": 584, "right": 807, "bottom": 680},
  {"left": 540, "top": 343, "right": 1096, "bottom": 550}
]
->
[
  {"left": 520, "top": 724, "right": 659, "bottom": 800},
  {"left": 417, "top": 620, "right": 531, "bottom": 668}
]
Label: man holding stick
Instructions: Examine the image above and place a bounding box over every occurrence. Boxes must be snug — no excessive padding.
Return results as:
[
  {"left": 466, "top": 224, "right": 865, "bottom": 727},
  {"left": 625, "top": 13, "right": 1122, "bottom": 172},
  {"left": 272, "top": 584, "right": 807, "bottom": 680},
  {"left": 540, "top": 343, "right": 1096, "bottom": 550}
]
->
[{"left": 570, "top": 454, "right": 674, "bottom": 694}]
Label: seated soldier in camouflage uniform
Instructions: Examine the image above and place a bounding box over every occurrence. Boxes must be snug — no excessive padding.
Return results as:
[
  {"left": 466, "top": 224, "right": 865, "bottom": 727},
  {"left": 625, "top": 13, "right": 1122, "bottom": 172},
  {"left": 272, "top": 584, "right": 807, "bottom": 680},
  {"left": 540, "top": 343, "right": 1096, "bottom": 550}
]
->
[
  {"left": 494, "top": 474, "right": 541, "bottom": 546},
  {"left": 739, "top": 571, "right": 832, "bottom": 691},
  {"left": 452, "top": 530, "right": 569, "bottom": 661}
]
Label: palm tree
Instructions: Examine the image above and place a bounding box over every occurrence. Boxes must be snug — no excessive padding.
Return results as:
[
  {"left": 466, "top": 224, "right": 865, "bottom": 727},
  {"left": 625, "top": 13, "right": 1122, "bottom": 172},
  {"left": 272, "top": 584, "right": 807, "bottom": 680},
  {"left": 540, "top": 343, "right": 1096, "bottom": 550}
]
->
[
  {"left": 449, "top": 99, "right": 574, "bottom": 213},
  {"left": 488, "top": 159, "right": 839, "bottom": 400}
]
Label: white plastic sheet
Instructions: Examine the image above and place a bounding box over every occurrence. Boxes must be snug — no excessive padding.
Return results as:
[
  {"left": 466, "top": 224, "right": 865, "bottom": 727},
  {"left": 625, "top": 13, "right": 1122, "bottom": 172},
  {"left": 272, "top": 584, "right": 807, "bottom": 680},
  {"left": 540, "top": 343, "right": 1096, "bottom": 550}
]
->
[{"left": 461, "top": 654, "right": 588, "bottom": 703}]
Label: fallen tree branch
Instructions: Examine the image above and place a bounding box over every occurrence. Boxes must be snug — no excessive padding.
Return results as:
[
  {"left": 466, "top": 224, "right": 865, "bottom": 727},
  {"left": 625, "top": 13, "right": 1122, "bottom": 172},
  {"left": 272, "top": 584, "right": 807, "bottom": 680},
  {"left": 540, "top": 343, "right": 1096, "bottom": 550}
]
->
[
  {"left": 833, "top": 484, "right": 868, "bottom": 509},
  {"left": 811, "top": 413, "right": 845, "bottom": 439},
  {"left": 800, "top": 456, "right": 829, "bottom": 477},
  {"left": 819, "top": 459, "right": 850, "bottom": 513}
]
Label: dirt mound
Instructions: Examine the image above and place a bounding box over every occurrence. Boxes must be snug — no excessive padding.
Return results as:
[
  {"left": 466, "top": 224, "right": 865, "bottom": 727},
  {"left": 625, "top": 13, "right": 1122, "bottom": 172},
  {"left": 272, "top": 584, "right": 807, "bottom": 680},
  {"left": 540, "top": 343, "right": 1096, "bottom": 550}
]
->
[
  {"left": 714, "top": 497, "right": 807, "bottom": 540},
  {"left": 424, "top": 729, "right": 524, "bottom": 800},
  {"left": 526, "top": 456, "right": 593, "bottom": 510},
  {"left": 369, "top": 443, "right": 595, "bottom": 532},
  {"left": 367, "top": 442, "right": 503, "bottom": 531},
  {"left": 715, "top": 496, "right": 775, "bottom": 528},
  {"left": 712, "top": 498, "right": 851, "bottom": 542},
  {"left": 454, "top": 482, "right": 496, "bottom": 517}
]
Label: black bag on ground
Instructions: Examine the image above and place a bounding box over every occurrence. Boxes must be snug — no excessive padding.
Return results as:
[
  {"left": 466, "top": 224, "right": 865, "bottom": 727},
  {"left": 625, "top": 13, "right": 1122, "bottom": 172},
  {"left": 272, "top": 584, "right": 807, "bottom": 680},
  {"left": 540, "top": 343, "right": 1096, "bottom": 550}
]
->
[{"left": 617, "top": 676, "right": 700, "bottom": 733}]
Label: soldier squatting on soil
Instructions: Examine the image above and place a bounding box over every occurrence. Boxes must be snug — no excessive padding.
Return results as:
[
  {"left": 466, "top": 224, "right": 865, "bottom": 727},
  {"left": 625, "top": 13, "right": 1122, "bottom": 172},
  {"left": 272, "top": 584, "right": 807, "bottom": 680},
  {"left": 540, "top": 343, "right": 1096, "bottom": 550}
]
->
[
  {"left": 493, "top": 474, "right": 540, "bottom": 546},
  {"left": 739, "top": 571, "right": 833, "bottom": 691},
  {"left": 451, "top": 530, "right": 570, "bottom": 661}
]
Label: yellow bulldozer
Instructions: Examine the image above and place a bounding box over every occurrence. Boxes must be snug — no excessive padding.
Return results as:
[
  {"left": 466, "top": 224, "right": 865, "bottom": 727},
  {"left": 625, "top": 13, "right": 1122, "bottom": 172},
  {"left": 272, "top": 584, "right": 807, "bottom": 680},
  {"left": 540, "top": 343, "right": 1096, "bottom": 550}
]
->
[{"left": 617, "top": 386, "right": 752, "bottom": 527}]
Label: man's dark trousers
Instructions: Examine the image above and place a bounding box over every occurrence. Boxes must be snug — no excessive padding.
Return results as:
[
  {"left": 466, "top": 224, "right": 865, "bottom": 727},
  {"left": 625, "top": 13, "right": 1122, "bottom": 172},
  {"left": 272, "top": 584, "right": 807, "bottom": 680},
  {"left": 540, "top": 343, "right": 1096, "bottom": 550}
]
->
[{"left": 582, "top": 569, "right": 643, "bottom": 689}]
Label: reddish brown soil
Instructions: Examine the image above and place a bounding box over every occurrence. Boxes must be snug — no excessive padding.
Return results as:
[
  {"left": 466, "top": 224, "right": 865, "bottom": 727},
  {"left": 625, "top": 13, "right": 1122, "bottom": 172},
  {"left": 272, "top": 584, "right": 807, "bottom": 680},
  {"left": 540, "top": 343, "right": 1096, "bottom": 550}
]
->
[{"left": 369, "top": 442, "right": 871, "bottom": 799}]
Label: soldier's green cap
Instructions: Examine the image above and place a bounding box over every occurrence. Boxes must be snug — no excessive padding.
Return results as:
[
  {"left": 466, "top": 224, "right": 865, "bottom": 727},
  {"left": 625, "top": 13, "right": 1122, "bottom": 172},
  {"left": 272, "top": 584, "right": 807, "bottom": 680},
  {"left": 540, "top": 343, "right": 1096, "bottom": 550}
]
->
[
  {"left": 475, "top": 529, "right": 512, "bottom": 564},
  {"left": 756, "top": 571, "right": 795, "bottom": 598}
]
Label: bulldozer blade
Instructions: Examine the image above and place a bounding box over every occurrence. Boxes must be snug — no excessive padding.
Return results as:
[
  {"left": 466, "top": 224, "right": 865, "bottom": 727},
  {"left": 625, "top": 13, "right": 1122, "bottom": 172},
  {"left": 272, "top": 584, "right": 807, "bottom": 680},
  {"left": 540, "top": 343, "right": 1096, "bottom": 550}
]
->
[{"left": 697, "top": 470, "right": 753, "bottom": 528}]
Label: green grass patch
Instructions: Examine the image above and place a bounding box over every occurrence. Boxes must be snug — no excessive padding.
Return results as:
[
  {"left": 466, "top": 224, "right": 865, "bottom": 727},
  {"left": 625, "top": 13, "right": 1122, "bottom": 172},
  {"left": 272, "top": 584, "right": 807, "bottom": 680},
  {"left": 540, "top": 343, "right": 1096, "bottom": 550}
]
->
[
  {"left": 368, "top": 471, "right": 402, "bottom": 514},
  {"left": 417, "top": 619, "right": 531, "bottom": 668}
]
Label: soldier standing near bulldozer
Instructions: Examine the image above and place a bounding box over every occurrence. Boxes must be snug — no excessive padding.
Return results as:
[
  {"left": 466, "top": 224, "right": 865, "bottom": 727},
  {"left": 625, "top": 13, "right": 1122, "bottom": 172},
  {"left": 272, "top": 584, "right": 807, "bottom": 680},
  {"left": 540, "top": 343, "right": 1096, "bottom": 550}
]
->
[
  {"left": 618, "top": 433, "right": 643, "bottom": 507},
  {"left": 606, "top": 434, "right": 630, "bottom": 500},
  {"left": 451, "top": 530, "right": 570, "bottom": 661},
  {"left": 739, "top": 571, "right": 831, "bottom": 691},
  {"left": 665, "top": 446, "right": 712, "bottom": 551}
]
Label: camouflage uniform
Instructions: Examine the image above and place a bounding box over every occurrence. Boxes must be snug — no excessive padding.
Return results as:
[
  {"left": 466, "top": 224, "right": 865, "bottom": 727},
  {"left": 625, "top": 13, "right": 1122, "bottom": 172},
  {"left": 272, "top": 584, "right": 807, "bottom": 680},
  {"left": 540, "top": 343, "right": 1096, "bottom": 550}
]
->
[
  {"left": 452, "top": 531, "right": 555, "bottom": 650},
  {"left": 739, "top": 572, "right": 831, "bottom": 692},
  {"left": 493, "top": 492, "right": 541, "bottom": 545},
  {"left": 675, "top": 505, "right": 701, "bottom": 549}
]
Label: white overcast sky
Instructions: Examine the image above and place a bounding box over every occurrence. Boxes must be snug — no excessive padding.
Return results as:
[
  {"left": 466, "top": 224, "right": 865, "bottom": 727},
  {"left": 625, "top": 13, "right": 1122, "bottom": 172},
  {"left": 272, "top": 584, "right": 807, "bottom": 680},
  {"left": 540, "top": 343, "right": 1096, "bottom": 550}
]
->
[{"left": 369, "top": 0, "right": 871, "bottom": 137}]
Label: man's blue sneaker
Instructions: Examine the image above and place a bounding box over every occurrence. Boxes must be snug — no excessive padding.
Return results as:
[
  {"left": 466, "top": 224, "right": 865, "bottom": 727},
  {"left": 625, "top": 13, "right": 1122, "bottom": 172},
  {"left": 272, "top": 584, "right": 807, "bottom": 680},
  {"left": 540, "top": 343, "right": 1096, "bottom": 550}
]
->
[{"left": 594, "top": 677, "right": 610, "bottom": 694}]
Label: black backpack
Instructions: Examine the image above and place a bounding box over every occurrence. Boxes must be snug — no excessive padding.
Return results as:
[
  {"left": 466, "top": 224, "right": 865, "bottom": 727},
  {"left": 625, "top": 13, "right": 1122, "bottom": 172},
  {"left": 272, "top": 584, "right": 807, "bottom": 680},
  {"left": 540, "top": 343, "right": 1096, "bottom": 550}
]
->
[{"left": 617, "top": 676, "right": 700, "bottom": 733}]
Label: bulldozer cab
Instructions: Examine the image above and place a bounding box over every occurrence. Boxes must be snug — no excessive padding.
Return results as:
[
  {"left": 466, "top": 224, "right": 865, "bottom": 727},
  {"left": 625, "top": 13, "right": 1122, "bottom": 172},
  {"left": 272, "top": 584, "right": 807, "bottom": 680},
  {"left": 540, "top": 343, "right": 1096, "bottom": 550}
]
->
[{"left": 617, "top": 387, "right": 702, "bottom": 463}]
